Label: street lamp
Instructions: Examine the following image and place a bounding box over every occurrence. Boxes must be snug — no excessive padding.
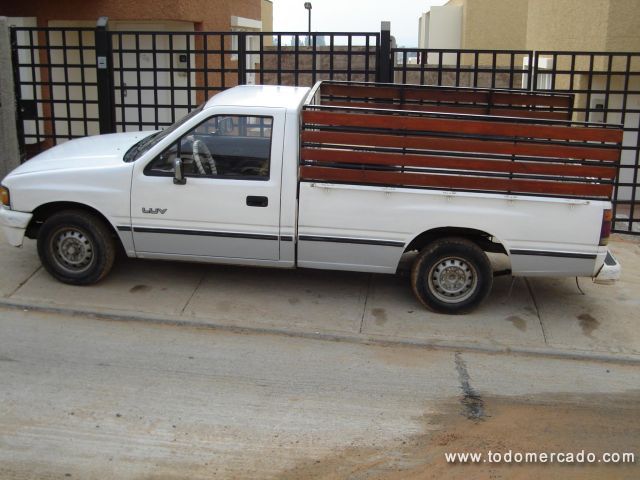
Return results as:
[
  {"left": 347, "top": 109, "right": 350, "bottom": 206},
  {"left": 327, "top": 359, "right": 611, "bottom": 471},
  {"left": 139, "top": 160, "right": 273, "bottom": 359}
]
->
[{"left": 304, "top": 2, "right": 312, "bottom": 46}]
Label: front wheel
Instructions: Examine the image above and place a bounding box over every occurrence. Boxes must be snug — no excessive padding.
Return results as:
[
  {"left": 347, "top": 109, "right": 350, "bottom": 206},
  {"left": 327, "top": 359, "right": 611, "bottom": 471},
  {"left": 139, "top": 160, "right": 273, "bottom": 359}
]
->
[
  {"left": 37, "top": 210, "right": 116, "bottom": 285},
  {"left": 411, "top": 237, "right": 493, "bottom": 314}
]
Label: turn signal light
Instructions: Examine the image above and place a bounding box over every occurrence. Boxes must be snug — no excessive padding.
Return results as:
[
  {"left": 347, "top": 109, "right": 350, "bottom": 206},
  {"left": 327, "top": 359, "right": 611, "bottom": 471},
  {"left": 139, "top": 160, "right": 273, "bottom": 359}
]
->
[
  {"left": 599, "top": 208, "right": 612, "bottom": 246},
  {"left": 0, "top": 186, "right": 9, "bottom": 207}
]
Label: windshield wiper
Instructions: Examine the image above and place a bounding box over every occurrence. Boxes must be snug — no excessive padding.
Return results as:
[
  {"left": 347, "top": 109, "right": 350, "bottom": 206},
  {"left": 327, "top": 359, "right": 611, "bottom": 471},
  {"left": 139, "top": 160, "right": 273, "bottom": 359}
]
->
[{"left": 124, "top": 131, "right": 161, "bottom": 163}]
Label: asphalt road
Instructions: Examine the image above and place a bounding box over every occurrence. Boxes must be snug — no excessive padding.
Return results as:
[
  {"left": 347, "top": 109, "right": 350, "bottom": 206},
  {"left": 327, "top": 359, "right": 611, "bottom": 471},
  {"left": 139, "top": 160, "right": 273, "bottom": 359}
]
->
[{"left": 0, "top": 306, "right": 638, "bottom": 479}]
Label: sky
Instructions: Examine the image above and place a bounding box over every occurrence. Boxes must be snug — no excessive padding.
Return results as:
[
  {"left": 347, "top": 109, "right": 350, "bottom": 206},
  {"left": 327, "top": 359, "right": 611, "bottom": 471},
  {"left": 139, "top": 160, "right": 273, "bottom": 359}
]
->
[{"left": 272, "top": 0, "right": 449, "bottom": 48}]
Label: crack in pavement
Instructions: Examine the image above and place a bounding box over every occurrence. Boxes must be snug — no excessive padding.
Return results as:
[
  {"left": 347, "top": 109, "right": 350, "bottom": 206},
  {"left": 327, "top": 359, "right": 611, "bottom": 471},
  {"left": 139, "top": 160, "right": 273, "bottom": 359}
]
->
[
  {"left": 358, "top": 274, "right": 373, "bottom": 334},
  {"left": 454, "top": 352, "right": 485, "bottom": 420},
  {"left": 6, "top": 265, "right": 42, "bottom": 299},
  {"left": 179, "top": 271, "right": 207, "bottom": 316},
  {"left": 525, "top": 277, "right": 548, "bottom": 345}
]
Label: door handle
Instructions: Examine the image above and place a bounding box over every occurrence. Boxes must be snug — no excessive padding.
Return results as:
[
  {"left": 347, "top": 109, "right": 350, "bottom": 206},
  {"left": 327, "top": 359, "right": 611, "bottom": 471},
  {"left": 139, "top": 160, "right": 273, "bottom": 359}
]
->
[{"left": 246, "top": 196, "right": 268, "bottom": 207}]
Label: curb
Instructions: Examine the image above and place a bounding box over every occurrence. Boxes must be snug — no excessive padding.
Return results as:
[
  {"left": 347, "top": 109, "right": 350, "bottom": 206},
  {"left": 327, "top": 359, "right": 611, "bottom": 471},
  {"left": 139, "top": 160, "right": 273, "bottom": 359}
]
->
[{"left": 2, "top": 298, "right": 640, "bottom": 365}]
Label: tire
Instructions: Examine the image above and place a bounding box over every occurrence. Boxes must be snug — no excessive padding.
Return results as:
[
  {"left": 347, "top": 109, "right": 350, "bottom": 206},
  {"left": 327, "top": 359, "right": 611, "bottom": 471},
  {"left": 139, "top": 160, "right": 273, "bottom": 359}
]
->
[
  {"left": 411, "top": 237, "right": 493, "bottom": 314},
  {"left": 37, "top": 210, "right": 116, "bottom": 285}
]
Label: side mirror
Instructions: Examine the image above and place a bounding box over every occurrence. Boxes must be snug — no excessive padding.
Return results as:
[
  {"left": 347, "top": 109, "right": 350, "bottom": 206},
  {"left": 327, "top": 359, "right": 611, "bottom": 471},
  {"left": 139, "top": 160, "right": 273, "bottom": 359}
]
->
[{"left": 173, "top": 158, "right": 186, "bottom": 185}]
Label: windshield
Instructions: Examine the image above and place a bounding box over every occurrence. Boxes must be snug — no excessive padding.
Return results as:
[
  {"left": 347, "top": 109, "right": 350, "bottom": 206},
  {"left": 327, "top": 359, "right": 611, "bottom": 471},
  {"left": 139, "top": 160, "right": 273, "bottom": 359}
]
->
[{"left": 123, "top": 105, "right": 205, "bottom": 162}]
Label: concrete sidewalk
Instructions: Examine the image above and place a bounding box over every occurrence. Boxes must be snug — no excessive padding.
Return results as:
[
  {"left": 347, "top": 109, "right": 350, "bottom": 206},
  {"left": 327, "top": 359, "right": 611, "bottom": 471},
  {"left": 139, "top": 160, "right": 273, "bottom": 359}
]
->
[{"left": 1, "top": 235, "right": 639, "bottom": 361}]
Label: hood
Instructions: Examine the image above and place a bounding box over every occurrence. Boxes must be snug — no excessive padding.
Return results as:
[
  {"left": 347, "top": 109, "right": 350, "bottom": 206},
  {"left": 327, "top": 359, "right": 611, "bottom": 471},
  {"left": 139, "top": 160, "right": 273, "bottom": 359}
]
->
[{"left": 8, "top": 131, "right": 156, "bottom": 176}]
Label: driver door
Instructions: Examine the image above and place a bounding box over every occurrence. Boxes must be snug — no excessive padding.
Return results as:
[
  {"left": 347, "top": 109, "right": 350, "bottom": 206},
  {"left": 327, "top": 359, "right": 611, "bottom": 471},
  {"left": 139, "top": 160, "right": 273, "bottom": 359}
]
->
[{"left": 130, "top": 108, "right": 284, "bottom": 261}]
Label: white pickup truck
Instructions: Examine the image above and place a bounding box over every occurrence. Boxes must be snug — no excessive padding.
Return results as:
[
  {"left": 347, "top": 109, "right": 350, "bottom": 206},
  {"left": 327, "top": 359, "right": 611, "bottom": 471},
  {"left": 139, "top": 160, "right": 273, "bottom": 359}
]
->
[{"left": 0, "top": 81, "right": 622, "bottom": 313}]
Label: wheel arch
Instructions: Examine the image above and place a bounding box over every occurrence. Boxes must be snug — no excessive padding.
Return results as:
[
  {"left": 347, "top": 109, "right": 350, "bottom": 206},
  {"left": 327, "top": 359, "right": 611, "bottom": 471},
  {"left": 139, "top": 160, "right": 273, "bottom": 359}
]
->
[
  {"left": 25, "top": 201, "right": 123, "bottom": 249},
  {"left": 404, "top": 226, "right": 508, "bottom": 256}
]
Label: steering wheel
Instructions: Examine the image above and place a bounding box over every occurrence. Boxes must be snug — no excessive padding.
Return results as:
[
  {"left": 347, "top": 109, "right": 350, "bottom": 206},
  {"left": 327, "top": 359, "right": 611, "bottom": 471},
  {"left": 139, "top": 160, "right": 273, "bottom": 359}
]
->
[{"left": 192, "top": 139, "right": 217, "bottom": 175}]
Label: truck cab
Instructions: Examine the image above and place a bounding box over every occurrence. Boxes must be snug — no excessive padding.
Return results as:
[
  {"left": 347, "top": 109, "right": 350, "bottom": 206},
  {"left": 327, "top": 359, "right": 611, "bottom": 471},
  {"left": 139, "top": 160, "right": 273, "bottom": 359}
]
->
[{"left": 125, "top": 86, "right": 306, "bottom": 267}]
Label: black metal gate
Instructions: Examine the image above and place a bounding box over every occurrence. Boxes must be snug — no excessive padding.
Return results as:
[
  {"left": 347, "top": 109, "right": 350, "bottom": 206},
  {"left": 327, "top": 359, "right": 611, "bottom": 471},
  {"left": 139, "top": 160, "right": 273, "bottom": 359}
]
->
[
  {"left": 10, "top": 26, "right": 101, "bottom": 158},
  {"left": 8, "top": 20, "right": 640, "bottom": 234},
  {"left": 108, "top": 30, "right": 378, "bottom": 132},
  {"left": 10, "top": 21, "right": 378, "bottom": 149}
]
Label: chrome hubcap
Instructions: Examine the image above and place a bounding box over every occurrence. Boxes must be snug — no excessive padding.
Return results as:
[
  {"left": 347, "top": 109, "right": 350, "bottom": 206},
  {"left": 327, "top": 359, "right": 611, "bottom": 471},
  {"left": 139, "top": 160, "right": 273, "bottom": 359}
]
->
[
  {"left": 51, "top": 229, "right": 94, "bottom": 273},
  {"left": 428, "top": 257, "right": 477, "bottom": 304}
]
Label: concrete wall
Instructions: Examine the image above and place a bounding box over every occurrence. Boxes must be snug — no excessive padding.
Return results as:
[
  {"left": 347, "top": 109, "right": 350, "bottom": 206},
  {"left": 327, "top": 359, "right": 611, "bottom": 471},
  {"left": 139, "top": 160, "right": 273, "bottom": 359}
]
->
[
  {"left": 605, "top": 0, "right": 640, "bottom": 51},
  {"left": 418, "top": 12, "right": 429, "bottom": 49},
  {"left": 429, "top": 0, "right": 640, "bottom": 53},
  {"left": 525, "top": 0, "right": 609, "bottom": 51},
  {"left": 0, "top": 17, "right": 20, "bottom": 179},
  {"left": 460, "top": 0, "right": 528, "bottom": 50},
  {"left": 526, "top": 0, "right": 640, "bottom": 52},
  {"left": 261, "top": 0, "right": 273, "bottom": 33},
  {"left": 427, "top": 5, "right": 462, "bottom": 50}
]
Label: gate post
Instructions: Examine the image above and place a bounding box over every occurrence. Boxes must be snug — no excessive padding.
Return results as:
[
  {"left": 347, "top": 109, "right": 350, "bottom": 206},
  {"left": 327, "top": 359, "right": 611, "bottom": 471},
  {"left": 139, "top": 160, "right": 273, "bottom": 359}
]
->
[
  {"left": 377, "top": 21, "right": 392, "bottom": 83},
  {"left": 95, "top": 17, "right": 115, "bottom": 134},
  {"left": 237, "top": 32, "right": 247, "bottom": 85}
]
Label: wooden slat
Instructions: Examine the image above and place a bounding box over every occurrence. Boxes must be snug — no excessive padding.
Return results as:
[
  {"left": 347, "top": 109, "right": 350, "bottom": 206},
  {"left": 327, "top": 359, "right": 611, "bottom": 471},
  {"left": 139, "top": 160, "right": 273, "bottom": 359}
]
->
[
  {"left": 490, "top": 91, "right": 573, "bottom": 108},
  {"left": 301, "top": 148, "right": 617, "bottom": 179},
  {"left": 395, "top": 88, "right": 490, "bottom": 103},
  {"left": 323, "top": 102, "right": 570, "bottom": 121},
  {"left": 489, "top": 108, "right": 570, "bottom": 121},
  {"left": 323, "top": 85, "right": 490, "bottom": 104},
  {"left": 299, "top": 166, "right": 614, "bottom": 198},
  {"left": 303, "top": 110, "right": 623, "bottom": 144},
  {"left": 321, "top": 84, "right": 401, "bottom": 100},
  {"left": 324, "top": 100, "right": 487, "bottom": 115},
  {"left": 321, "top": 84, "right": 573, "bottom": 109},
  {"left": 301, "top": 130, "right": 620, "bottom": 162}
]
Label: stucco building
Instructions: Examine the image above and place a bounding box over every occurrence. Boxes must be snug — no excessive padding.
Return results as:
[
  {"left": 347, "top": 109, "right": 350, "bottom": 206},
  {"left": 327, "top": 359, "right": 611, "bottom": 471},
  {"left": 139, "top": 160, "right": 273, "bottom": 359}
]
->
[{"left": 419, "top": 0, "right": 640, "bottom": 52}]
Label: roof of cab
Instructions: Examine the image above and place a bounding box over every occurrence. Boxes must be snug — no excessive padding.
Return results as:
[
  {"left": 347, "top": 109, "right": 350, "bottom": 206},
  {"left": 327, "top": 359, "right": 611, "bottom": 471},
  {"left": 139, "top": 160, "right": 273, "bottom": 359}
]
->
[{"left": 204, "top": 85, "right": 311, "bottom": 111}]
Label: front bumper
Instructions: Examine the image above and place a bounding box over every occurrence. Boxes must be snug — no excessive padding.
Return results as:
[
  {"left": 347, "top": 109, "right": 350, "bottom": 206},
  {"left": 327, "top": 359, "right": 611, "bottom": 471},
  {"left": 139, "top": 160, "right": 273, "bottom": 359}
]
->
[
  {"left": 593, "top": 250, "right": 621, "bottom": 285},
  {"left": 0, "top": 205, "right": 33, "bottom": 247}
]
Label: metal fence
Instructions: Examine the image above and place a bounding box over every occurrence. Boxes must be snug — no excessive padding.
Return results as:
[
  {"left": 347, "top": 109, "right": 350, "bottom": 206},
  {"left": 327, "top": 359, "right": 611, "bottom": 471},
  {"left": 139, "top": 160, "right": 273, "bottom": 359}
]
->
[
  {"left": 8, "top": 20, "right": 640, "bottom": 234},
  {"left": 392, "top": 48, "right": 533, "bottom": 91},
  {"left": 109, "top": 30, "right": 378, "bottom": 132}
]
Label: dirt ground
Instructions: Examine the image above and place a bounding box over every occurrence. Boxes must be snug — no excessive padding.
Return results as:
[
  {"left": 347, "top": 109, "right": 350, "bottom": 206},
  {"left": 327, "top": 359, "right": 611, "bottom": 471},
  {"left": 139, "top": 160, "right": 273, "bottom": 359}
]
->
[{"left": 277, "top": 392, "right": 640, "bottom": 480}]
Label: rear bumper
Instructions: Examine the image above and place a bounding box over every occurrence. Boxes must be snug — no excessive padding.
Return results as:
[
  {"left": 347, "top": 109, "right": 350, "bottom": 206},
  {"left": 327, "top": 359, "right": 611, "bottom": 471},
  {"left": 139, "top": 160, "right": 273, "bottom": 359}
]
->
[
  {"left": 0, "top": 206, "right": 32, "bottom": 247},
  {"left": 593, "top": 250, "right": 621, "bottom": 285}
]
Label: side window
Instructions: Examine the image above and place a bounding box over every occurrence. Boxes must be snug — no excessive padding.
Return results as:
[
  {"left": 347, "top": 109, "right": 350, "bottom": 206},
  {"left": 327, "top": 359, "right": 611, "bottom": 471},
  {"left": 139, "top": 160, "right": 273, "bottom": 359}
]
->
[{"left": 145, "top": 115, "right": 273, "bottom": 180}]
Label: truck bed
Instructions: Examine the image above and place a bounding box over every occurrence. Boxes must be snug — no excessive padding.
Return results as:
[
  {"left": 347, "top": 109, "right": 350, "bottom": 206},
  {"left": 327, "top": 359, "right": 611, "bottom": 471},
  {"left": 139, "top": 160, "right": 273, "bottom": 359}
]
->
[
  {"left": 300, "top": 81, "right": 622, "bottom": 201},
  {"left": 296, "top": 81, "right": 622, "bottom": 277}
]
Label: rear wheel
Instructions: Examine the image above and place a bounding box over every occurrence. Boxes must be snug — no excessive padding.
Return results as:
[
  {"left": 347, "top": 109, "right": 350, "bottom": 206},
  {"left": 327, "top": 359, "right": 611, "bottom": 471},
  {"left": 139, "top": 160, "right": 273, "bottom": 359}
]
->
[
  {"left": 37, "top": 210, "right": 115, "bottom": 285},
  {"left": 411, "top": 237, "right": 492, "bottom": 314}
]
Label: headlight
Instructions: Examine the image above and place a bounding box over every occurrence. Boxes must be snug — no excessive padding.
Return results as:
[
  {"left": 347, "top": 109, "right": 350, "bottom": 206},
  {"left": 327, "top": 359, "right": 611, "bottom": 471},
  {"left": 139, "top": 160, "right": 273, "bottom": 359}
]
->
[{"left": 0, "top": 186, "right": 10, "bottom": 207}]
